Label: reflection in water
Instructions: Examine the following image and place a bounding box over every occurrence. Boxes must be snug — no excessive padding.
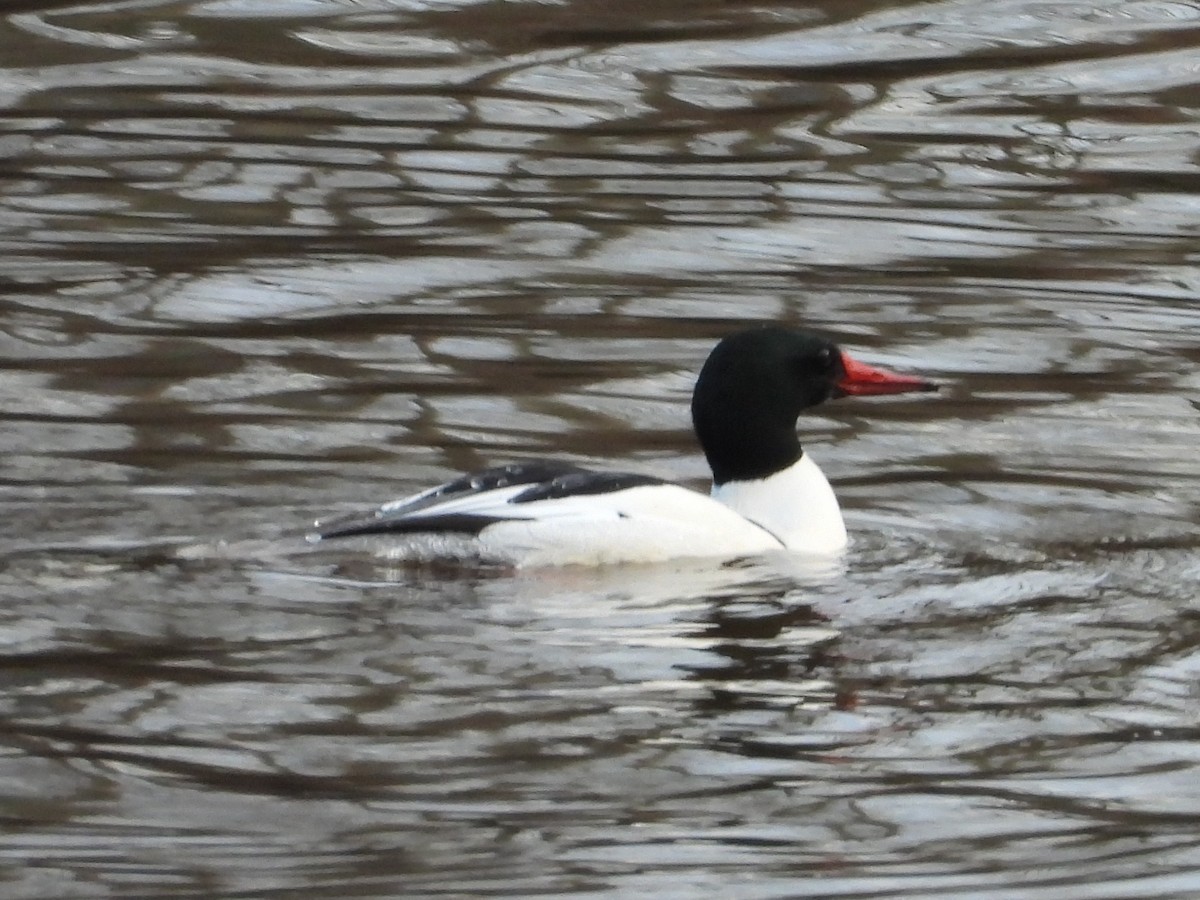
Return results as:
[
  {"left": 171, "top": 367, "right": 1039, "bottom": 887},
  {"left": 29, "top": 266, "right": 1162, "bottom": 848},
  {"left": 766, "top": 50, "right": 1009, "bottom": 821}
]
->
[{"left": 2, "top": 0, "right": 1200, "bottom": 896}]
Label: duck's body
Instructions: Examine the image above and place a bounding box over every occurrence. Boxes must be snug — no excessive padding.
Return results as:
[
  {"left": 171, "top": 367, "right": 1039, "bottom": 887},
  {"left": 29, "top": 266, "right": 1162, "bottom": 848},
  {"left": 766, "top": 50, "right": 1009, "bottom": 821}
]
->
[
  {"left": 313, "top": 327, "right": 935, "bottom": 567},
  {"left": 316, "top": 454, "right": 842, "bottom": 567}
]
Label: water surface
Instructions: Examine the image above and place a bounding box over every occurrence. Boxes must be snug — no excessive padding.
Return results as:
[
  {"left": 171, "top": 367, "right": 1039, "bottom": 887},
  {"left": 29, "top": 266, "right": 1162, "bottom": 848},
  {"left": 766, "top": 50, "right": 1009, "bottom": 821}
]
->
[{"left": 2, "top": 0, "right": 1200, "bottom": 897}]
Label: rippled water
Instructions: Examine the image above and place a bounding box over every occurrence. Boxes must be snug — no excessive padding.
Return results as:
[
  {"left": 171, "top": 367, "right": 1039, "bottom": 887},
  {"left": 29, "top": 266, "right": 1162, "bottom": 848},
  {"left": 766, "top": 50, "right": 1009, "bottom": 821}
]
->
[{"left": 3, "top": 0, "right": 1200, "bottom": 897}]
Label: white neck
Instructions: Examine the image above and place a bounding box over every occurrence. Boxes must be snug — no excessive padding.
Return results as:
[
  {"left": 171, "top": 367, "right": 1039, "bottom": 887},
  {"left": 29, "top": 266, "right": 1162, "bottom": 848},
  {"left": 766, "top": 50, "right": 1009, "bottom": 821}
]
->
[{"left": 710, "top": 453, "right": 847, "bottom": 554}]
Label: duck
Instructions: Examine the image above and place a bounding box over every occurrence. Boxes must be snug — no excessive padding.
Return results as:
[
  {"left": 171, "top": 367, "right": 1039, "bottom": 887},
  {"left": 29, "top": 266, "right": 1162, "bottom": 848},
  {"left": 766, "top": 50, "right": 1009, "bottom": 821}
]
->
[{"left": 311, "top": 326, "right": 936, "bottom": 567}]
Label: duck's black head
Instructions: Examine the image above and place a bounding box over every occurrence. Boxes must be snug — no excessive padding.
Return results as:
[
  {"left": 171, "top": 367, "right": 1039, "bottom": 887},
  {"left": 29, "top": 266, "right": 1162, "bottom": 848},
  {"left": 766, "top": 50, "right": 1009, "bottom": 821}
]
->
[{"left": 691, "top": 326, "right": 935, "bottom": 485}]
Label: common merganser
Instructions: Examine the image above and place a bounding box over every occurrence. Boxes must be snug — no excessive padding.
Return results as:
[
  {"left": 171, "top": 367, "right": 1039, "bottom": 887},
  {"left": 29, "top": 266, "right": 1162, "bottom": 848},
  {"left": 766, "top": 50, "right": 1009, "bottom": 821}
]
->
[{"left": 312, "top": 326, "right": 936, "bottom": 567}]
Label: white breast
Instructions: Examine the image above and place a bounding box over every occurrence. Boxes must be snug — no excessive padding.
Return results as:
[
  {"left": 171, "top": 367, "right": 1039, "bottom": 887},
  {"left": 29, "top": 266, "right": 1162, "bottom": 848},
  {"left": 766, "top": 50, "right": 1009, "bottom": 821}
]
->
[{"left": 710, "top": 453, "right": 847, "bottom": 555}]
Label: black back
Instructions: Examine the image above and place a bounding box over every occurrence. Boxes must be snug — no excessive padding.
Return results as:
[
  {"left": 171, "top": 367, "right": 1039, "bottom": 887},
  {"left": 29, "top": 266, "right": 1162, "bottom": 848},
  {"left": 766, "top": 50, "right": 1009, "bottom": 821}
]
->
[{"left": 314, "top": 461, "right": 668, "bottom": 540}]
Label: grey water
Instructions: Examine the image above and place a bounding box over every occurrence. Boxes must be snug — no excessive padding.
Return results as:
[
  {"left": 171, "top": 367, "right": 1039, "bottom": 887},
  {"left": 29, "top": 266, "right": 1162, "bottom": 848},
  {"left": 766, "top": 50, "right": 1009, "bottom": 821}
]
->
[{"left": 2, "top": 0, "right": 1199, "bottom": 897}]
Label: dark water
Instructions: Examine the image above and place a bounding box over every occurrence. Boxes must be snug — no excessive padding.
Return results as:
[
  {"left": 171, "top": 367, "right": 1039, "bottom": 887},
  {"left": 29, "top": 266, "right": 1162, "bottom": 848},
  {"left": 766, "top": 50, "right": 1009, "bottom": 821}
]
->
[{"left": 3, "top": 0, "right": 1200, "bottom": 896}]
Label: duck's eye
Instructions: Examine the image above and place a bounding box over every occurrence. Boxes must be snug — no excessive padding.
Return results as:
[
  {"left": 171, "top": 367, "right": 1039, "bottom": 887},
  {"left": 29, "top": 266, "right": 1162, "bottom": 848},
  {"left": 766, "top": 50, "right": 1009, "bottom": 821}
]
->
[{"left": 795, "top": 346, "right": 835, "bottom": 376}]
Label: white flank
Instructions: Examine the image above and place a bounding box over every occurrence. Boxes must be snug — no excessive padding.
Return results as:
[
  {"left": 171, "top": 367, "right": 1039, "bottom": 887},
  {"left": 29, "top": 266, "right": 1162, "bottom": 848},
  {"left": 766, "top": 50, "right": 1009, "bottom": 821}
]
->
[{"left": 475, "top": 484, "right": 783, "bottom": 567}]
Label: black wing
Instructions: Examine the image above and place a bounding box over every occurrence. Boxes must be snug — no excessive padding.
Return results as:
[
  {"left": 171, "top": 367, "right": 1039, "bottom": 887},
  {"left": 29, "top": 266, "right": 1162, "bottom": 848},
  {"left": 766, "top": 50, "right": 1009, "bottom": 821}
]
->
[
  {"left": 378, "top": 460, "right": 590, "bottom": 517},
  {"left": 511, "top": 470, "right": 666, "bottom": 503},
  {"left": 316, "top": 513, "right": 506, "bottom": 539},
  {"left": 314, "top": 460, "right": 666, "bottom": 541}
]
